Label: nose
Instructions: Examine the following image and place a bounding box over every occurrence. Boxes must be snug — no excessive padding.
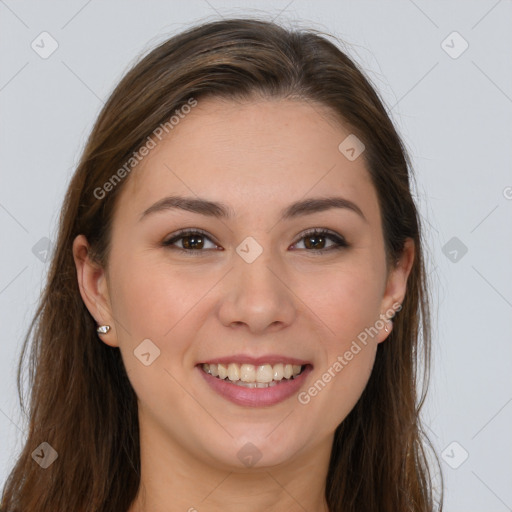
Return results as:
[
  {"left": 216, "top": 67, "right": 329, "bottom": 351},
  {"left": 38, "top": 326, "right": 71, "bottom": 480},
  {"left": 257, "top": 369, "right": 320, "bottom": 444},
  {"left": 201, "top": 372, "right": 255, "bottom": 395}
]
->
[{"left": 217, "top": 248, "right": 296, "bottom": 335}]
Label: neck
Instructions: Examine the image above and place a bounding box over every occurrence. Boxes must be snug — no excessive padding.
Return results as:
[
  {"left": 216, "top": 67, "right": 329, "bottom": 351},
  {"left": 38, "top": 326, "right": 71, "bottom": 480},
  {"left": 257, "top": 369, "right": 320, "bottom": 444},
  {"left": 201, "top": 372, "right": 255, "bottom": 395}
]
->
[{"left": 128, "top": 415, "right": 333, "bottom": 512}]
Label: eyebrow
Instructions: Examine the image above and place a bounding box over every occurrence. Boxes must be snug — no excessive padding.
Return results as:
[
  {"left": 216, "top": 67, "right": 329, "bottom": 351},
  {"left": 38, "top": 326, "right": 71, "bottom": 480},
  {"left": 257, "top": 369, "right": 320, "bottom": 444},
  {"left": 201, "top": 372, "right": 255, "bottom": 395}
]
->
[{"left": 139, "top": 195, "right": 367, "bottom": 223}]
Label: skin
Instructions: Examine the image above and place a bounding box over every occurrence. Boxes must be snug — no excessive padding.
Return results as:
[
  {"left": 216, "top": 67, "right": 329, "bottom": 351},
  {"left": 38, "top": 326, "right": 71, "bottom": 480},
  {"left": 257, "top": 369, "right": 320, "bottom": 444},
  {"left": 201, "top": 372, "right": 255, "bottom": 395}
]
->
[{"left": 73, "top": 96, "right": 414, "bottom": 512}]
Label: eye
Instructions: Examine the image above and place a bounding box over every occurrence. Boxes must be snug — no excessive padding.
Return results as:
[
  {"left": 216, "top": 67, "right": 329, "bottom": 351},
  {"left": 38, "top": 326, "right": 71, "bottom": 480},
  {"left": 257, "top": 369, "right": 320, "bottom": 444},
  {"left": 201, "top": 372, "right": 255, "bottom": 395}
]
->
[
  {"left": 291, "top": 228, "right": 348, "bottom": 254},
  {"left": 162, "top": 227, "right": 348, "bottom": 256},
  {"left": 162, "top": 229, "right": 220, "bottom": 254}
]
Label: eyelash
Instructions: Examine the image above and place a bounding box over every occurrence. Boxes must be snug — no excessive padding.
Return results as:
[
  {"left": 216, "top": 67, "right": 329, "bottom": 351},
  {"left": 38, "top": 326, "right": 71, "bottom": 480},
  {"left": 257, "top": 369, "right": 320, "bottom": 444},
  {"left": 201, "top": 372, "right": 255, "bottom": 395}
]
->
[{"left": 162, "top": 228, "right": 348, "bottom": 256}]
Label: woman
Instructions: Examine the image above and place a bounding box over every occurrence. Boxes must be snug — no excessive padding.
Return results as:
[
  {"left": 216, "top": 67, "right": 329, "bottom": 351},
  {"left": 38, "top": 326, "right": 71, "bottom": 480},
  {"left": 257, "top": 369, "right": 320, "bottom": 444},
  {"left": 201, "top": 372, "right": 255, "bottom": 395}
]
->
[{"left": 1, "top": 17, "right": 442, "bottom": 512}]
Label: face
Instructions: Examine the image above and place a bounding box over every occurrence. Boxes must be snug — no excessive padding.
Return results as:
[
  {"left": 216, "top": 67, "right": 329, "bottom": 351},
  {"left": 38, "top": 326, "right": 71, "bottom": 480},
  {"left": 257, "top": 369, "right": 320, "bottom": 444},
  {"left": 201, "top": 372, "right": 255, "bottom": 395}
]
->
[{"left": 74, "top": 97, "right": 413, "bottom": 472}]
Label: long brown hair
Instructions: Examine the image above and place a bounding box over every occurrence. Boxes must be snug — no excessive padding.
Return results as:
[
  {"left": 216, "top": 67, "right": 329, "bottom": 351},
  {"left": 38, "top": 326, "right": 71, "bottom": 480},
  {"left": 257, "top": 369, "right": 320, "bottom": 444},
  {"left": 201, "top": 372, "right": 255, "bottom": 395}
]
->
[{"left": 1, "top": 17, "right": 442, "bottom": 511}]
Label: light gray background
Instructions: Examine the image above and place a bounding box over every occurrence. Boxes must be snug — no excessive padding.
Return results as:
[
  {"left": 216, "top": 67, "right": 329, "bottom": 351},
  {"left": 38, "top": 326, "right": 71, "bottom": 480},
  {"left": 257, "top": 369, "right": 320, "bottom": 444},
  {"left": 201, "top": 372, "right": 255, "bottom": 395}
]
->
[{"left": 1, "top": 1, "right": 511, "bottom": 510}]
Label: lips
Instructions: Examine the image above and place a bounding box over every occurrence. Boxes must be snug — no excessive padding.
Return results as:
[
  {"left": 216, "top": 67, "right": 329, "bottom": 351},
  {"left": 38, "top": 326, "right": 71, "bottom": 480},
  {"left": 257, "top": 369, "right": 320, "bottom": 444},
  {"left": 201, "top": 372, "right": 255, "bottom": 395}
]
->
[
  {"left": 202, "top": 362, "right": 303, "bottom": 385},
  {"left": 200, "top": 355, "right": 311, "bottom": 366},
  {"left": 196, "top": 355, "right": 313, "bottom": 407}
]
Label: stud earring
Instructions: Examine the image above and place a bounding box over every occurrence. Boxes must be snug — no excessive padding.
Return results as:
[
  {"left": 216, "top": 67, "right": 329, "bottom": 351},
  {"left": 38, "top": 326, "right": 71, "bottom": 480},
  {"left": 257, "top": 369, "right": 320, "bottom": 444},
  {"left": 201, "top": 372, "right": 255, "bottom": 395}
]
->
[
  {"left": 384, "top": 320, "right": 392, "bottom": 334},
  {"left": 96, "top": 325, "right": 111, "bottom": 334}
]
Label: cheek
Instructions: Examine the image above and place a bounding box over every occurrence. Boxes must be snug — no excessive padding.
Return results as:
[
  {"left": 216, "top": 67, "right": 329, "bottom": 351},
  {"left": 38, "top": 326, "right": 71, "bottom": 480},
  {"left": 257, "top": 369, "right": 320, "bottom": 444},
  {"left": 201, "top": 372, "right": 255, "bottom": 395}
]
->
[
  {"left": 107, "top": 249, "right": 229, "bottom": 389},
  {"left": 293, "top": 262, "right": 384, "bottom": 415},
  {"left": 109, "top": 249, "right": 205, "bottom": 340},
  {"left": 106, "top": 256, "right": 183, "bottom": 385},
  {"left": 300, "top": 260, "right": 386, "bottom": 343},
  {"left": 107, "top": 253, "right": 201, "bottom": 416}
]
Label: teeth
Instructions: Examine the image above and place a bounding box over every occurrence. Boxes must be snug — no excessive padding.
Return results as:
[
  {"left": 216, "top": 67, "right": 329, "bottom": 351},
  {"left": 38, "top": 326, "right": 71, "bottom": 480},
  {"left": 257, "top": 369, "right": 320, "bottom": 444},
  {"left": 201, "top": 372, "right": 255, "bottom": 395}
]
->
[
  {"left": 233, "top": 380, "right": 279, "bottom": 388},
  {"left": 227, "top": 363, "right": 240, "bottom": 381},
  {"left": 273, "top": 363, "right": 284, "bottom": 380},
  {"left": 202, "top": 362, "right": 304, "bottom": 383},
  {"left": 256, "top": 364, "right": 273, "bottom": 383},
  {"left": 240, "top": 364, "right": 256, "bottom": 382},
  {"left": 218, "top": 363, "right": 227, "bottom": 379}
]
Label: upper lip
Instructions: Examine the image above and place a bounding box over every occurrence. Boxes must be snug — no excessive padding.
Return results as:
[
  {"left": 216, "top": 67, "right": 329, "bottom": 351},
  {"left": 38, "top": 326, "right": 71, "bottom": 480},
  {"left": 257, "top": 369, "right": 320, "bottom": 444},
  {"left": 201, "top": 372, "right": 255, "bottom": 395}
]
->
[{"left": 199, "top": 354, "right": 311, "bottom": 366}]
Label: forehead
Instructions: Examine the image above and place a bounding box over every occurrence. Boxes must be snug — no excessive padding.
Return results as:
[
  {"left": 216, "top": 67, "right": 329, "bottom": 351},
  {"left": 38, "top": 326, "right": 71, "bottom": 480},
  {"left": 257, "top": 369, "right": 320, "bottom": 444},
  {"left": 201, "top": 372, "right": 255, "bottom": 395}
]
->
[{"left": 116, "top": 97, "right": 378, "bottom": 223}]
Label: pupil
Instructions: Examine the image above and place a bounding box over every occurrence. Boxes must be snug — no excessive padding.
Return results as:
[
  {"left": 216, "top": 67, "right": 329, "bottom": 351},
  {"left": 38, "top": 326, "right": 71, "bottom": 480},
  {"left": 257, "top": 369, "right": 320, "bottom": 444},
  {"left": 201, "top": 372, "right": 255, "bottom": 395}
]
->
[
  {"left": 183, "top": 235, "right": 203, "bottom": 249},
  {"left": 181, "top": 234, "right": 326, "bottom": 250},
  {"left": 305, "top": 235, "right": 324, "bottom": 249}
]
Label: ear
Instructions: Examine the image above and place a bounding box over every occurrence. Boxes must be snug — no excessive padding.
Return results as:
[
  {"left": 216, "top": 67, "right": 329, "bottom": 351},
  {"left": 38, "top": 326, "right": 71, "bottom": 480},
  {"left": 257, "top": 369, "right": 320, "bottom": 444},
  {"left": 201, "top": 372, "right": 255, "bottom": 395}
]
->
[
  {"left": 377, "top": 238, "right": 415, "bottom": 342},
  {"left": 72, "top": 234, "right": 119, "bottom": 347}
]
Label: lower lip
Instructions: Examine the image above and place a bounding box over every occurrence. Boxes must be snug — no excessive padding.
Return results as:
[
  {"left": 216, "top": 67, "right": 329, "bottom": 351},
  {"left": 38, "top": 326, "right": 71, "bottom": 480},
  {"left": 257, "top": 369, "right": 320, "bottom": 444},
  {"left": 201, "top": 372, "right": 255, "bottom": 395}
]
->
[{"left": 197, "top": 365, "right": 313, "bottom": 407}]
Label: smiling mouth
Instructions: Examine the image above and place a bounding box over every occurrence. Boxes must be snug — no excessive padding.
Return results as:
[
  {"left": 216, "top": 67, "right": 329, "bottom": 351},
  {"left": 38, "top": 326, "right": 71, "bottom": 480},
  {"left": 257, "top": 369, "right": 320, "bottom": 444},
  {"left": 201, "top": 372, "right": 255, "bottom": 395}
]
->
[{"left": 200, "top": 362, "right": 307, "bottom": 388}]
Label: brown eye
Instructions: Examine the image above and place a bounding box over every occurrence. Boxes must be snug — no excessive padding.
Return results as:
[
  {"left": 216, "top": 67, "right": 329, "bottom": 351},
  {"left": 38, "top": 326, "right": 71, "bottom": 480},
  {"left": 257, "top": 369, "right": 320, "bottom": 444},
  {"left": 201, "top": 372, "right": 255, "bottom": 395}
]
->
[
  {"left": 180, "top": 233, "right": 205, "bottom": 250},
  {"left": 293, "top": 229, "right": 348, "bottom": 253},
  {"left": 163, "top": 229, "right": 219, "bottom": 253},
  {"left": 303, "top": 233, "right": 327, "bottom": 250}
]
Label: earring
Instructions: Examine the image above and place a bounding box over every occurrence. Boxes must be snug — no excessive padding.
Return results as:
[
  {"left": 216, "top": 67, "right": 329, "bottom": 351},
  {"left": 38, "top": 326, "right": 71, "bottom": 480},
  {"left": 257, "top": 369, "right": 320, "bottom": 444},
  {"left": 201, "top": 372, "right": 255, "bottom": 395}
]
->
[
  {"left": 97, "top": 325, "right": 111, "bottom": 334},
  {"left": 384, "top": 320, "right": 392, "bottom": 334}
]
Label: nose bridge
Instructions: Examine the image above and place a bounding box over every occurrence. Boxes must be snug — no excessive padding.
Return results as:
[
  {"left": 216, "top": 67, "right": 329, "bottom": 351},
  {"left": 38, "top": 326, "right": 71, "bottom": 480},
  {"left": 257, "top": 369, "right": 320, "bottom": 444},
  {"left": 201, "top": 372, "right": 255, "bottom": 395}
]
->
[{"left": 217, "top": 238, "right": 296, "bottom": 333}]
